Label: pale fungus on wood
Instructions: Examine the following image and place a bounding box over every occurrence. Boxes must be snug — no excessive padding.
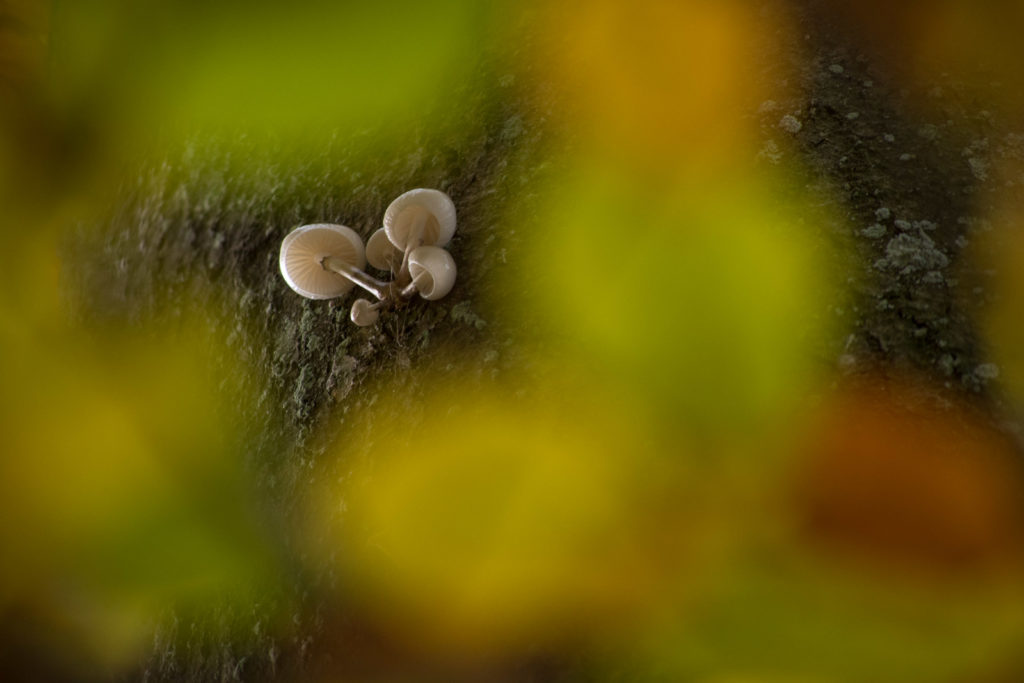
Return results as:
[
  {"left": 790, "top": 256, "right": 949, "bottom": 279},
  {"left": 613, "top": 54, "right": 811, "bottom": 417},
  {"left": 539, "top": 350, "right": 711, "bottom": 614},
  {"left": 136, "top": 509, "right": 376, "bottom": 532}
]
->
[
  {"left": 278, "top": 223, "right": 366, "bottom": 300},
  {"left": 277, "top": 188, "right": 460, "bottom": 325}
]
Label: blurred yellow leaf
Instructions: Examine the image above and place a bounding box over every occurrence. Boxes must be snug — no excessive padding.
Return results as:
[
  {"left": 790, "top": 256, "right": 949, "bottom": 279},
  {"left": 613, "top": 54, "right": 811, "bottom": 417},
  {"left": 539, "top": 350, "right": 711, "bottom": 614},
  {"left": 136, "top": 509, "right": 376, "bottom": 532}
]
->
[
  {"left": 307, "top": 381, "right": 703, "bottom": 659},
  {"left": 0, "top": 323, "right": 281, "bottom": 672},
  {"left": 48, "top": 1, "right": 486, "bottom": 140},
  {"left": 510, "top": 160, "right": 839, "bottom": 438}
]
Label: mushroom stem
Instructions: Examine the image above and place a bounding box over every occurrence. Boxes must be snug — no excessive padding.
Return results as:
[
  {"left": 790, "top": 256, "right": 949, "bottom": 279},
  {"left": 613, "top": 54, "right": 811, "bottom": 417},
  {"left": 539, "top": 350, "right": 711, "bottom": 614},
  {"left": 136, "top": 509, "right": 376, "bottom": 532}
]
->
[
  {"left": 321, "top": 256, "right": 393, "bottom": 301},
  {"left": 398, "top": 279, "right": 421, "bottom": 299},
  {"left": 396, "top": 213, "right": 427, "bottom": 285}
]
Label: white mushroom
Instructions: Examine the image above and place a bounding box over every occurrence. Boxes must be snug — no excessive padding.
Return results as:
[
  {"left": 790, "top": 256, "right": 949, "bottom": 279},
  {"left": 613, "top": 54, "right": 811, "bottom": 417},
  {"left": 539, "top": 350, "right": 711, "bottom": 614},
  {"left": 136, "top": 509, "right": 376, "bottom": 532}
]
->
[
  {"left": 407, "top": 245, "right": 457, "bottom": 301},
  {"left": 279, "top": 223, "right": 367, "bottom": 299},
  {"left": 350, "top": 298, "right": 381, "bottom": 327},
  {"left": 279, "top": 194, "right": 459, "bottom": 326},
  {"left": 279, "top": 223, "right": 393, "bottom": 301},
  {"left": 383, "top": 188, "right": 457, "bottom": 251},
  {"left": 365, "top": 228, "right": 404, "bottom": 272}
]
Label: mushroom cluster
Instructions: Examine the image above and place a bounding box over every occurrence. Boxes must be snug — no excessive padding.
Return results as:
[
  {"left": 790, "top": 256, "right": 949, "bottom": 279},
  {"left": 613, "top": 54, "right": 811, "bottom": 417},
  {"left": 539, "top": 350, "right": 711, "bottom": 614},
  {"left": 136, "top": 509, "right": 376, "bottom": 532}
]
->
[{"left": 278, "top": 189, "right": 458, "bottom": 326}]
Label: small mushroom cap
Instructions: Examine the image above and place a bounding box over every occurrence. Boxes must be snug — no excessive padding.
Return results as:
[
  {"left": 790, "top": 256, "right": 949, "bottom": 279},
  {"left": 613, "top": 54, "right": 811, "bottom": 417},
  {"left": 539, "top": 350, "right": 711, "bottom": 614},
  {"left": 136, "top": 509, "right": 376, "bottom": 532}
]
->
[
  {"left": 365, "top": 228, "right": 404, "bottom": 272},
  {"left": 408, "top": 245, "right": 457, "bottom": 301},
  {"left": 350, "top": 299, "right": 380, "bottom": 326},
  {"left": 383, "top": 188, "right": 456, "bottom": 250},
  {"left": 279, "top": 223, "right": 366, "bottom": 300}
]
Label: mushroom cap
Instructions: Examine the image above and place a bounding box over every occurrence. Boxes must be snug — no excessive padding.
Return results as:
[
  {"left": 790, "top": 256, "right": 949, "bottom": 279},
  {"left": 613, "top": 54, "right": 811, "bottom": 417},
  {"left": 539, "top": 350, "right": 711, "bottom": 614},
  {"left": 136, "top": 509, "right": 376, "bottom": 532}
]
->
[
  {"left": 365, "top": 228, "right": 404, "bottom": 272},
  {"left": 408, "top": 245, "right": 457, "bottom": 301},
  {"left": 350, "top": 299, "right": 380, "bottom": 327},
  {"left": 279, "top": 223, "right": 367, "bottom": 299},
  {"left": 383, "top": 188, "right": 457, "bottom": 250}
]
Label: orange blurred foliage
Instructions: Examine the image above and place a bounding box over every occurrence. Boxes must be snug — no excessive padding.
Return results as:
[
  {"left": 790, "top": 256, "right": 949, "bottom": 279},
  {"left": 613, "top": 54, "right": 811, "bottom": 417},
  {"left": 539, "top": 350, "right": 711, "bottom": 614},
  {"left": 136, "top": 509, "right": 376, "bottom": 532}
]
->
[
  {"left": 793, "top": 376, "right": 1024, "bottom": 578},
  {"left": 533, "top": 0, "right": 794, "bottom": 174},
  {"left": 816, "top": 1, "right": 1024, "bottom": 112}
]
